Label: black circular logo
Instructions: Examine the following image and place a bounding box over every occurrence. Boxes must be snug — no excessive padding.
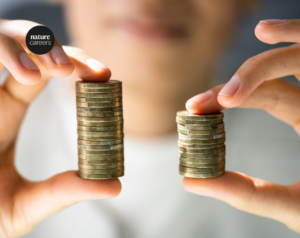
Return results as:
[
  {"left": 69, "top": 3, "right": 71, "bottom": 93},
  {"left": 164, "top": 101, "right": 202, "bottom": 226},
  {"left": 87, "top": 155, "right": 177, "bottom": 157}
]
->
[{"left": 26, "top": 25, "right": 55, "bottom": 55}]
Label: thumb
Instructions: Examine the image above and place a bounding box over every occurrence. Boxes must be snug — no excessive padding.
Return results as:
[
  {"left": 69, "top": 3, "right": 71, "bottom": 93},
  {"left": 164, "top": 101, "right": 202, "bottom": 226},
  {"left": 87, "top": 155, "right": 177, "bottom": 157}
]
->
[
  {"left": 182, "top": 171, "right": 300, "bottom": 232},
  {"left": 15, "top": 171, "right": 121, "bottom": 232}
]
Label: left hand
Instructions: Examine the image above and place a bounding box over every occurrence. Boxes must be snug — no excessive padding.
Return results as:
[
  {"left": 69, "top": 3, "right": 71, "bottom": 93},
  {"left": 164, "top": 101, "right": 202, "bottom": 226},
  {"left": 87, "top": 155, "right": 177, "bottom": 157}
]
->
[
  {"left": 182, "top": 19, "right": 300, "bottom": 233},
  {"left": 0, "top": 19, "right": 118, "bottom": 238}
]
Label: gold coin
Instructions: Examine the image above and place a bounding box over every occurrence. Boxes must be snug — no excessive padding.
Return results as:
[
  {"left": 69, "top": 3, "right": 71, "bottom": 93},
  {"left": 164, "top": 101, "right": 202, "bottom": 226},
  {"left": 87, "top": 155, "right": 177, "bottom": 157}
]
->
[
  {"left": 77, "top": 130, "right": 123, "bottom": 137},
  {"left": 77, "top": 116, "right": 123, "bottom": 122},
  {"left": 77, "top": 92, "right": 122, "bottom": 98},
  {"left": 76, "top": 96, "right": 122, "bottom": 103},
  {"left": 79, "top": 163, "right": 124, "bottom": 169},
  {"left": 78, "top": 125, "right": 123, "bottom": 132},
  {"left": 179, "top": 146, "right": 225, "bottom": 154},
  {"left": 180, "top": 161, "right": 225, "bottom": 168},
  {"left": 177, "top": 111, "right": 224, "bottom": 121},
  {"left": 77, "top": 111, "right": 123, "bottom": 117},
  {"left": 176, "top": 118, "right": 223, "bottom": 125},
  {"left": 79, "top": 167, "right": 124, "bottom": 174},
  {"left": 178, "top": 137, "right": 225, "bottom": 145},
  {"left": 77, "top": 120, "right": 123, "bottom": 127},
  {"left": 78, "top": 144, "right": 123, "bottom": 150},
  {"left": 77, "top": 106, "right": 122, "bottom": 112},
  {"left": 179, "top": 151, "right": 225, "bottom": 159},
  {"left": 78, "top": 134, "right": 124, "bottom": 141},
  {"left": 179, "top": 170, "right": 225, "bottom": 178},
  {"left": 78, "top": 139, "right": 123, "bottom": 145},
  {"left": 78, "top": 134, "right": 124, "bottom": 139},
  {"left": 180, "top": 156, "right": 225, "bottom": 164},
  {"left": 178, "top": 123, "right": 224, "bottom": 131},
  {"left": 179, "top": 132, "right": 225, "bottom": 140},
  {"left": 78, "top": 171, "right": 124, "bottom": 180},
  {"left": 76, "top": 80, "right": 122, "bottom": 88},
  {"left": 78, "top": 153, "right": 123, "bottom": 160},
  {"left": 78, "top": 148, "right": 123, "bottom": 155},
  {"left": 76, "top": 87, "right": 122, "bottom": 93},
  {"left": 76, "top": 101, "right": 122, "bottom": 108},
  {"left": 177, "top": 128, "right": 224, "bottom": 135},
  {"left": 178, "top": 142, "right": 224, "bottom": 149},
  {"left": 179, "top": 165, "right": 224, "bottom": 173},
  {"left": 79, "top": 158, "right": 124, "bottom": 164}
]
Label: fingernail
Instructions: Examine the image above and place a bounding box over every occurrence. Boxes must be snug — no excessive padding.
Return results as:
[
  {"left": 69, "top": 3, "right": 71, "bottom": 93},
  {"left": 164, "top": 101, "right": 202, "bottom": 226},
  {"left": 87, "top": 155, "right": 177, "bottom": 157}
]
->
[
  {"left": 51, "top": 46, "right": 72, "bottom": 65},
  {"left": 86, "top": 58, "right": 106, "bottom": 71},
  {"left": 186, "top": 91, "right": 212, "bottom": 112},
  {"left": 188, "top": 91, "right": 213, "bottom": 105},
  {"left": 19, "top": 52, "right": 39, "bottom": 70},
  {"left": 260, "top": 19, "right": 285, "bottom": 25},
  {"left": 218, "top": 75, "right": 240, "bottom": 97},
  {"left": 186, "top": 100, "right": 196, "bottom": 112},
  {"left": 187, "top": 190, "right": 213, "bottom": 197}
]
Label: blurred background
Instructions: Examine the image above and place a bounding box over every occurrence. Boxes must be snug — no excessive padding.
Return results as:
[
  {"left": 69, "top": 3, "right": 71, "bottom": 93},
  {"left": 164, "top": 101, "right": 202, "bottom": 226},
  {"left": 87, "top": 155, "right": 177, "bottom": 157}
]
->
[{"left": 1, "top": 0, "right": 300, "bottom": 85}]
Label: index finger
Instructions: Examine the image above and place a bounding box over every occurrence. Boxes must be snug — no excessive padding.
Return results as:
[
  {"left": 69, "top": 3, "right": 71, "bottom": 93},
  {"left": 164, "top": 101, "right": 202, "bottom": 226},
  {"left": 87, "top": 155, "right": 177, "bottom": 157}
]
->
[
  {"left": 255, "top": 19, "right": 300, "bottom": 44},
  {"left": 3, "top": 46, "right": 111, "bottom": 104},
  {"left": 217, "top": 43, "right": 300, "bottom": 108},
  {"left": 0, "top": 19, "right": 74, "bottom": 84},
  {"left": 185, "top": 79, "right": 300, "bottom": 135}
]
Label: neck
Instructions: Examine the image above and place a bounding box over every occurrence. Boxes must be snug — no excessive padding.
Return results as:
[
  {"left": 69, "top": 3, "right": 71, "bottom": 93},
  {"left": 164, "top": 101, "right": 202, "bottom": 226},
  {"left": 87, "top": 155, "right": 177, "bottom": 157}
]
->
[{"left": 122, "top": 71, "right": 212, "bottom": 138}]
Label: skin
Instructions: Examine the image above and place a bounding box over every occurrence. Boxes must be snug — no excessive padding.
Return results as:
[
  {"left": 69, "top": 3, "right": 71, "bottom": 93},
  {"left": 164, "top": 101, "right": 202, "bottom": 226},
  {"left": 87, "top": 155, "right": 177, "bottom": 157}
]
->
[{"left": 0, "top": 1, "right": 299, "bottom": 237}]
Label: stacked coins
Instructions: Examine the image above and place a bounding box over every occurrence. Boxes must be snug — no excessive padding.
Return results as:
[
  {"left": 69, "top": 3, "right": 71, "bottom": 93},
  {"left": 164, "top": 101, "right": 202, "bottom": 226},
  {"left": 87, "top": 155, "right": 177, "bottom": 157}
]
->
[
  {"left": 76, "top": 80, "right": 124, "bottom": 180},
  {"left": 176, "top": 110, "right": 225, "bottom": 178}
]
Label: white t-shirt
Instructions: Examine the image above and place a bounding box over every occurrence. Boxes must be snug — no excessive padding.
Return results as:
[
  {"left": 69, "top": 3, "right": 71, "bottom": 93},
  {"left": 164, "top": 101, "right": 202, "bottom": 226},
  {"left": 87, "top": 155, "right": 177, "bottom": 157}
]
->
[{"left": 17, "top": 76, "right": 300, "bottom": 238}]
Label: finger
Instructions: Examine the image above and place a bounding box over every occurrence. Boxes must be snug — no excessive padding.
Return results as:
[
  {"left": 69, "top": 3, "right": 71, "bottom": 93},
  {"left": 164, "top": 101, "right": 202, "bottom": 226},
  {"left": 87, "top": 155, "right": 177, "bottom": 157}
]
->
[
  {"left": 14, "top": 171, "right": 122, "bottom": 234},
  {"left": 0, "top": 61, "right": 4, "bottom": 74},
  {"left": 63, "top": 46, "right": 111, "bottom": 81},
  {"left": 0, "top": 33, "right": 41, "bottom": 85},
  {"left": 2, "top": 46, "right": 111, "bottom": 105},
  {"left": 185, "top": 84, "right": 225, "bottom": 114},
  {"left": 182, "top": 172, "right": 300, "bottom": 232},
  {"left": 0, "top": 20, "right": 74, "bottom": 83},
  {"left": 255, "top": 19, "right": 300, "bottom": 44},
  {"left": 238, "top": 79, "right": 300, "bottom": 135},
  {"left": 186, "top": 79, "right": 300, "bottom": 135},
  {"left": 216, "top": 43, "right": 300, "bottom": 108}
]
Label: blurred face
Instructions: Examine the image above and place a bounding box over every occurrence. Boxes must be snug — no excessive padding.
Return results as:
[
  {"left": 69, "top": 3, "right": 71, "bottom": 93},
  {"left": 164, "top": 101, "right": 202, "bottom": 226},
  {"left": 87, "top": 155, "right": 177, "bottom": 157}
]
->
[{"left": 64, "top": 0, "right": 245, "bottom": 97}]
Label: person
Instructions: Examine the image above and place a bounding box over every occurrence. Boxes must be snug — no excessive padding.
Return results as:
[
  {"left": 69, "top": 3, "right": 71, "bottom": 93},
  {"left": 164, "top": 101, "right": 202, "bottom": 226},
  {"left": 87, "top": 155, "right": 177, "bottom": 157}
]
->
[{"left": 0, "top": 0, "right": 300, "bottom": 237}]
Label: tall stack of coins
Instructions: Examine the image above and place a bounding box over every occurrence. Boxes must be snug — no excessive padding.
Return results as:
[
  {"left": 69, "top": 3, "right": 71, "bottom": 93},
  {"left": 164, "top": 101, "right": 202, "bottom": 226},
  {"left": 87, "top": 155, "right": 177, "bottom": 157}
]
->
[
  {"left": 176, "top": 110, "right": 225, "bottom": 178},
  {"left": 76, "top": 80, "right": 124, "bottom": 180}
]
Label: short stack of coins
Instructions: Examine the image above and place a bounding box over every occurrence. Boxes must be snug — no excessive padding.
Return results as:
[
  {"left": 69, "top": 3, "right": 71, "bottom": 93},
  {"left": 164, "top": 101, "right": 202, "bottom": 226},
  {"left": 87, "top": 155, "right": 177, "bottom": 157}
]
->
[
  {"left": 76, "top": 80, "right": 124, "bottom": 180},
  {"left": 176, "top": 110, "right": 225, "bottom": 178}
]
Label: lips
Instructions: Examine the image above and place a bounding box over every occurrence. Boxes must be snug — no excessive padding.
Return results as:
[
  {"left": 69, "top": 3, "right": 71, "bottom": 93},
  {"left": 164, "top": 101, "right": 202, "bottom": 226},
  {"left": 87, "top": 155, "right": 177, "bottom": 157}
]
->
[{"left": 110, "top": 16, "right": 189, "bottom": 41}]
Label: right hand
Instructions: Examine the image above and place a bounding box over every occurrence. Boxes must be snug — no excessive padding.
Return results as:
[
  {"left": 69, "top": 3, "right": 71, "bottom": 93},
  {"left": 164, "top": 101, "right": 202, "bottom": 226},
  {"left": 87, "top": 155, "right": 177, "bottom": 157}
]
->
[
  {"left": 0, "top": 19, "right": 120, "bottom": 238},
  {"left": 183, "top": 19, "right": 300, "bottom": 233}
]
